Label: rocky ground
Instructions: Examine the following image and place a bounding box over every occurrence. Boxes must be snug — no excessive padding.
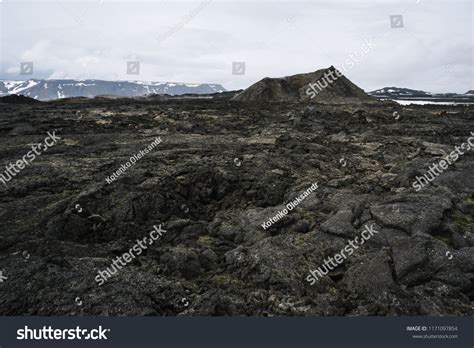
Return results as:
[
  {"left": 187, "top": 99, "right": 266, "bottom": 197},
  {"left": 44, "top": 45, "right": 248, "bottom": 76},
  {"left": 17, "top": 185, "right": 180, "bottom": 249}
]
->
[{"left": 0, "top": 95, "right": 473, "bottom": 316}]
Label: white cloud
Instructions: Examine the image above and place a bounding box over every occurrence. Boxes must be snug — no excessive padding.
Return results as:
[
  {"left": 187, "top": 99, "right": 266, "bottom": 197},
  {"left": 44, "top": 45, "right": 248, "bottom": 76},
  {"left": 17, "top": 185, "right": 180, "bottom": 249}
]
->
[{"left": 1, "top": 0, "right": 472, "bottom": 93}]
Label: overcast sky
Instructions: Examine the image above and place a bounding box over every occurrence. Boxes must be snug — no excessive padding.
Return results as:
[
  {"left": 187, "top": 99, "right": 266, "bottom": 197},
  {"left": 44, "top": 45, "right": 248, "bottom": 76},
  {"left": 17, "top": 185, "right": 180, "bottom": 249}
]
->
[{"left": 0, "top": 0, "right": 472, "bottom": 93}]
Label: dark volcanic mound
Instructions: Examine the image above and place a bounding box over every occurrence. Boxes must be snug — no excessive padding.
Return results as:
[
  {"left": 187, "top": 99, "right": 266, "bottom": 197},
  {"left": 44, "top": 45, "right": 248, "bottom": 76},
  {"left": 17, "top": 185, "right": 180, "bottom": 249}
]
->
[
  {"left": 0, "top": 94, "right": 40, "bottom": 104},
  {"left": 231, "top": 66, "right": 376, "bottom": 103}
]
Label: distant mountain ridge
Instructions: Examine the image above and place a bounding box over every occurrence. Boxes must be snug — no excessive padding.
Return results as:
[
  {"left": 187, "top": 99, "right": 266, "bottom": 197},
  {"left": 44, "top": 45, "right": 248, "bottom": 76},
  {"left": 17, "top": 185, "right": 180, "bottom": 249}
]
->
[
  {"left": 0, "top": 79, "right": 226, "bottom": 101},
  {"left": 369, "top": 87, "right": 431, "bottom": 98},
  {"left": 369, "top": 87, "right": 474, "bottom": 103}
]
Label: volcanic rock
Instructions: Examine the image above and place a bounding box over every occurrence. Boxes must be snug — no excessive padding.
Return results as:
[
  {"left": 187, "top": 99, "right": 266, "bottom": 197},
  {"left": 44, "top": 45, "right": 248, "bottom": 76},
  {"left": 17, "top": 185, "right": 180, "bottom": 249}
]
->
[
  {"left": 0, "top": 94, "right": 40, "bottom": 104},
  {"left": 231, "top": 66, "right": 376, "bottom": 103},
  {"left": 0, "top": 82, "right": 473, "bottom": 316}
]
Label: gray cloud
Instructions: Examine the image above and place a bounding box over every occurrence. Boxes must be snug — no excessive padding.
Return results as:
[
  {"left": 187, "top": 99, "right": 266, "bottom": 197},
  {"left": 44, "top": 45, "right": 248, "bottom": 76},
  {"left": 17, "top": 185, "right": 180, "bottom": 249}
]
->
[{"left": 1, "top": 0, "right": 472, "bottom": 93}]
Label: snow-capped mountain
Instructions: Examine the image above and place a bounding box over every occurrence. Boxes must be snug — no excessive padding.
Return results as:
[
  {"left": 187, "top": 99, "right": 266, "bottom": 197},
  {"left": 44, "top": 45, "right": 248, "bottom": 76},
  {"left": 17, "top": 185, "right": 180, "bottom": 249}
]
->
[
  {"left": 369, "top": 87, "right": 474, "bottom": 104},
  {"left": 369, "top": 87, "right": 432, "bottom": 98},
  {"left": 0, "top": 79, "right": 226, "bottom": 101}
]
